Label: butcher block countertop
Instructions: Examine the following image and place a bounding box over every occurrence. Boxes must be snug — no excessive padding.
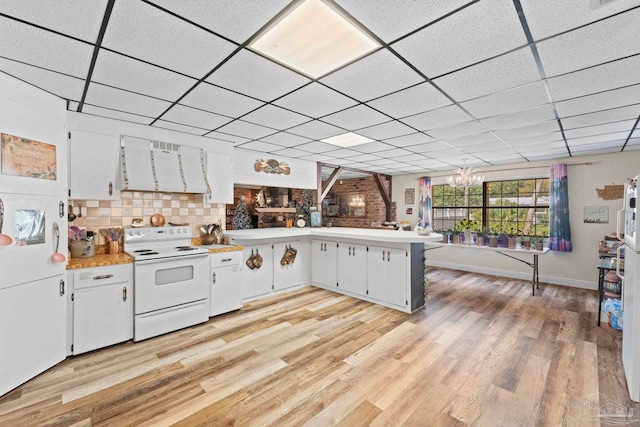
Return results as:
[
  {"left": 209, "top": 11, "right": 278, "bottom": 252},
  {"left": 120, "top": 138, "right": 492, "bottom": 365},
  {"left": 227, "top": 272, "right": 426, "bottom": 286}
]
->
[
  {"left": 66, "top": 253, "right": 134, "bottom": 270},
  {"left": 198, "top": 244, "right": 244, "bottom": 253}
]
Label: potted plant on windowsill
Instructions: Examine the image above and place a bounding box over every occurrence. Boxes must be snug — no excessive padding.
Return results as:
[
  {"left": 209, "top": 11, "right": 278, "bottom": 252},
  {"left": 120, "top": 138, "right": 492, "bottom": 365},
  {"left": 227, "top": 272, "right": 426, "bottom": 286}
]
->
[
  {"left": 488, "top": 229, "right": 499, "bottom": 247},
  {"left": 507, "top": 228, "right": 520, "bottom": 249},
  {"left": 457, "top": 219, "right": 479, "bottom": 245},
  {"left": 521, "top": 233, "right": 532, "bottom": 250},
  {"left": 531, "top": 236, "right": 544, "bottom": 251},
  {"left": 476, "top": 229, "right": 487, "bottom": 246}
]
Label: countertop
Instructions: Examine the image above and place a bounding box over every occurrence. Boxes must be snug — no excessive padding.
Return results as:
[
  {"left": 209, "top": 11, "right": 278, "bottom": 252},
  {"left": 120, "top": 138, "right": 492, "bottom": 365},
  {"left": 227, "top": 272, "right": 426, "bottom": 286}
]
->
[
  {"left": 198, "top": 244, "right": 244, "bottom": 253},
  {"left": 225, "top": 227, "right": 443, "bottom": 244},
  {"left": 66, "top": 253, "right": 134, "bottom": 270}
]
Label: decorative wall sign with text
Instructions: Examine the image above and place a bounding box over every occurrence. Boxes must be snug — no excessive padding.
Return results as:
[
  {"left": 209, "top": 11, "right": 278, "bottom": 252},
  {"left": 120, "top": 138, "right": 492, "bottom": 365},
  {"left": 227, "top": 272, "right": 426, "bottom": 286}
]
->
[
  {"left": 254, "top": 158, "right": 291, "bottom": 175},
  {"left": 1, "top": 133, "right": 57, "bottom": 180},
  {"left": 404, "top": 187, "right": 416, "bottom": 206},
  {"left": 583, "top": 206, "right": 609, "bottom": 224}
]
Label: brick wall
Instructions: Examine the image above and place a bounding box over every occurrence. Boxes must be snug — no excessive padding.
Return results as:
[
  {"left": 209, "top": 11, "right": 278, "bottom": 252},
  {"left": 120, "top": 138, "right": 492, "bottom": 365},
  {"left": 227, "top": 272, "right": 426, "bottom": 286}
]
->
[{"left": 323, "top": 176, "right": 392, "bottom": 228}]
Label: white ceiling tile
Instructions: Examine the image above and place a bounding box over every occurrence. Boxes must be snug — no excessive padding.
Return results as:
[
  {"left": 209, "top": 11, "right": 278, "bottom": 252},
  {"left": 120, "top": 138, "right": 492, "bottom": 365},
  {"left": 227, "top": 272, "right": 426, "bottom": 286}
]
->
[
  {"left": 381, "top": 132, "right": 436, "bottom": 147},
  {"left": 350, "top": 141, "right": 396, "bottom": 153},
  {"left": 430, "top": 121, "right": 490, "bottom": 140},
  {"left": 516, "top": 141, "right": 567, "bottom": 154},
  {"left": 565, "top": 120, "right": 636, "bottom": 139},
  {"left": 273, "top": 83, "right": 357, "bottom": 118},
  {"left": 461, "top": 82, "right": 550, "bottom": 118},
  {"left": 393, "top": 164, "right": 427, "bottom": 172},
  {"left": 152, "top": 120, "right": 208, "bottom": 135},
  {"left": 180, "top": 82, "right": 264, "bottom": 118},
  {"left": 569, "top": 146, "right": 623, "bottom": 156},
  {"left": 356, "top": 120, "right": 415, "bottom": 140},
  {"left": 392, "top": 0, "right": 528, "bottom": 77},
  {"left": 149, "top": 0, "right": 291, "bottom": 44},
  {"left": 322, "top": 157, "right": 361, "bottom": 165},
  {"left": 92, "top": 50, "right": 197, "bottom": 101},
  {"left": 567, "top": 132, "right": 630, "bottom": 146},
  {"left": 103, "top": 1, "right": 237, "bottom": 78},
  {"left": 475, "top": 152, "right": 523, "bottom": 162},
  {"left": 434, "top": 49, "right": 541, "bottom": 101},
  {"left": 561, "top": 105, "right": 640, "bottom": 129},
  {"left": 82, "top": 104, "right": 153, "bottom": 125},
  {"left": 295, "top": 141, "right": 338, "bottom": 153},
  {"left": 321, "top": 105, "right": 390, "bottom": 130},
  {"left": 494, "top": 121, "right": 561, "bottom": 140},
  {"left": 323, "top": 148, "right": 365, "bottom": 158},
  {"left": 416, "top": 148, "right": 461, "bottom": 159},
  {"left": 554, "top": 84, "right": 640, "bottom": 117},
  {"left": 207, "top": 50, "right": 310, "bottom": 102},
  {"left": 84, "top": 83, "right": 173, "bottom": 117},
  {"left": 624, "top": 137, "right": 640, "bottom": 147},
  {"left": 241, "top": 105, "right": 309, "bottom": 130},
  {"left": 320, "top": 49, "right": 423, "bottom": 102},
  {"left": 205, "top": 131, "right": 251, "bottom": 144},
  {"left": 391, "top": 153, "right": 431, "bottom": 162},
  {"left": 287, "top": 120, "right": 345, "bottom": 140},
  {"left": 236, "top": 141, "right": 286, "bottom": 152},
  {"left": 520, "top": 0, "right": 640, "bottom": 40},
  {"left": 536, "top": 8, "right": 640, "bottom": 77},
  {"left": 260, "top": 132, "right": 313, "bottom": 147},
  {"left": 0, "top": 17, "right": 93, "bottom": 78},
  {"left": 347, "top": 153, "right": 383, "bottom": 162},
  {"left": 0, "top": 0, "right": 108, "bottom": 43},
  {"left": 526, "top": 151, "right": 571, "bottom": 161},
  {"left": 440, "top": 132, "right": 499, "bottom": 147},
  {"left": 374, "top": 147, "right": 416, "bottom": 158},
  {"left": 215, "top": 120, "right": 276, "bottom": 140},
  {"left": 400, "top": 105, "right": 473, "bottom": 131},
  {"left": 366, "top": 83, "right": 452, "bottom": 118},
  {"left": 481, "top": 104, "right": 557, "bottom": 130},
  {"left": 460, "top": 141, "right": 511, "bottom": 153},
  {"left": 0, "top": 57, "right": 85, "bottom": 101},
  {"left": 365, "top": 158, "right": 400, "bottom": 166},
  {"left": 336, "top": 0, "right": 470, "bottom": 43},
  {"left": 506, "top": 132, "right": 564, "bottom": 146},
  {"left": 406, "top": 141, "right": 455, "bottom": 153},
  {"left": 569, "top": 139, "right": 625, "bottom": 151},
  {"left": 300, "top": 153, "right": 335, "bottom": 162},
  {"left": 407, "top": 159, "right": 450, "bottom": 168},
  {"left": 68, "top": 101, "right": 79, "bottom": 111},
  {"left": 271, "top": 147, "right": 312, "bottom": 158},
  {"left": 547, "top": 55, "right": 640, "bottom": 102},
  {"left": 161, "top": 104, "right": 232, "bottom": 130},
  {"left": 362, "top": 165, "right": 392, "bottom": 172}
]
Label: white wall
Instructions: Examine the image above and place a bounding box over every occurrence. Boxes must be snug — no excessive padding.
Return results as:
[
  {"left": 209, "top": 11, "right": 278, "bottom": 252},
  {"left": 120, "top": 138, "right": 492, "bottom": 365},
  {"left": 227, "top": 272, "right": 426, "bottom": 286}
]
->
[
  {"left": 66, "top": 111, "right": 233, "bottom": 156},
  {"left": 392, "top": 151, "right": 640, "bottom": 289},
  {"left": 233, "top": 147, "right": 318, "bottom": 189}
]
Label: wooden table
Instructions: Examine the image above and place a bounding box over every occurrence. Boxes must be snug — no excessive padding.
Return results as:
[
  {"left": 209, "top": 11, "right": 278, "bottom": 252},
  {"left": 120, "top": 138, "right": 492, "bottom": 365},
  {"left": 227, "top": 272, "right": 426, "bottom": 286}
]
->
[{"left": 425, "top": 243, "right": 550, "bottom": 295}]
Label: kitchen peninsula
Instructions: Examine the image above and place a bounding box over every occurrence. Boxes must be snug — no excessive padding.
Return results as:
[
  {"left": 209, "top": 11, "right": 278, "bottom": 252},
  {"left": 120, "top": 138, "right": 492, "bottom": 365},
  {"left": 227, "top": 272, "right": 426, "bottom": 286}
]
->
[{"left": 225, "top": 227, "right": 442, "bottom": 313}]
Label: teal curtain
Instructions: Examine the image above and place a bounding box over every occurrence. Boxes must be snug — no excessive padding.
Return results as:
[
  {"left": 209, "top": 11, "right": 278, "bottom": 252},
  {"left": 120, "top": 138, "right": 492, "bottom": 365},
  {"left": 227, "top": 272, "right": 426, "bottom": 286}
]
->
[
  {"left": 549, "top": 164, "right": 572, "bottom": 251},
  {"left": 418, "top": 176, "right": 432, "bottom": 228}
]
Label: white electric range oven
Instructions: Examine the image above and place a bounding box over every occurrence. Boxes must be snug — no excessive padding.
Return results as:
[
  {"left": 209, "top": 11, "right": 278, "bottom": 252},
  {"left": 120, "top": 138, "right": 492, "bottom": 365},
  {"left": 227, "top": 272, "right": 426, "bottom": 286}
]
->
[{"left": 124, "top": 226, "right": 209, "bottom": 341}]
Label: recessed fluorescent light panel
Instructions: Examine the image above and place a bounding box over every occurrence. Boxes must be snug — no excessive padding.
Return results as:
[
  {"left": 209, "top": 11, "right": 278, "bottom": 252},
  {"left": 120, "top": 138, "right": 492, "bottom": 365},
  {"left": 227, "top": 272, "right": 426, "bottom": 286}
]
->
[
  {"left": 322, "top": 132, "right": 374, "bottom": 147},
  {"left": 249, "top": 0, "right": 381, "bottom": 79}
]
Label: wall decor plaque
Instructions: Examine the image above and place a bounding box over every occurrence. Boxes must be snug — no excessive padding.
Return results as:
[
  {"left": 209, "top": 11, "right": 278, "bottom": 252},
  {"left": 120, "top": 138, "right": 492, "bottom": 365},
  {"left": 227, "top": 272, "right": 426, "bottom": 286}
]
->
[
  {"left": 254, "top": 158, "right": 290, "bottom": 175},
  {"left": 1, "top": 133, "right": 57, "bottom": 180}
]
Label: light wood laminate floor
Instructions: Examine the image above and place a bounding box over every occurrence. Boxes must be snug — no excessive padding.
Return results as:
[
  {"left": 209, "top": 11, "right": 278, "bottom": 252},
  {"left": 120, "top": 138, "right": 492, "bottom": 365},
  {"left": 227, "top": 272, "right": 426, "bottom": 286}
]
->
[{"left": 1, "top": 268, "right": 638, "bottom": 426}]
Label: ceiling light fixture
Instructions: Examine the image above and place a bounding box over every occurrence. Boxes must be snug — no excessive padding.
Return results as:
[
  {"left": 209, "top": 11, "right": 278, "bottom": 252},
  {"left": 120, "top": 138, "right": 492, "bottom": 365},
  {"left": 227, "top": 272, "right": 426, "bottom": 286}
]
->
[
  {"left": 321, "top": 132, "right": 373, "bottom": 148},
  {"left": 446, "top": 159, "right": 484, "bottom": 188},
  {"left": 248, "top": 0, "right": 380, "bottom": 79}
]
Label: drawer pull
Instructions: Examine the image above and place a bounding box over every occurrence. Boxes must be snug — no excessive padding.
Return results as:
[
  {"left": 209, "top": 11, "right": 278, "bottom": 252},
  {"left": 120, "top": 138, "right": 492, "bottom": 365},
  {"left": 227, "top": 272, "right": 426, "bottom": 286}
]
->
[
  {"left": 122, "top": 287, "right": 127, "bottom": 301},
  {"left": 382, "top": 250, "right": 385, "bottom": 261},
  {"left": 93, "top": 274, "right": 114, "bottom": 280},
  {"left": 221, "top": 258, "right": 232, "bottom": 262}
]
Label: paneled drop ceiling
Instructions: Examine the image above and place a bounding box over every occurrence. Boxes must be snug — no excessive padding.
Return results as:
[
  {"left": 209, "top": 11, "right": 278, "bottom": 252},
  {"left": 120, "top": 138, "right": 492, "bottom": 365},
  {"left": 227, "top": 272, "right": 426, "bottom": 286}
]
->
[{"left": 1, "top": 0, "right": 639, "bottom": 176}]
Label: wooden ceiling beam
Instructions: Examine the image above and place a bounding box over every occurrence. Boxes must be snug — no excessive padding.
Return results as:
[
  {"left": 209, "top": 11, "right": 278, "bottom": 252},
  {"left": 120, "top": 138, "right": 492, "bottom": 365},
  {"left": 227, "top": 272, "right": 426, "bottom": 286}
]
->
[
  {"left": 318, "top": 166, "right": 343, "bottom": 204},
  {"left": 373, "top": 173, "right": 392, "bottom": 222}
]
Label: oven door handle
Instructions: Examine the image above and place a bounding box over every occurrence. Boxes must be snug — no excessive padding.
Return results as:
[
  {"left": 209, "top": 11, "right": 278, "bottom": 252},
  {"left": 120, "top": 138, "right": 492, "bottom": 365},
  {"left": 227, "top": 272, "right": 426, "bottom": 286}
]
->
[{"left": 134, "top": 253, "right": 209, "bottom": 266}]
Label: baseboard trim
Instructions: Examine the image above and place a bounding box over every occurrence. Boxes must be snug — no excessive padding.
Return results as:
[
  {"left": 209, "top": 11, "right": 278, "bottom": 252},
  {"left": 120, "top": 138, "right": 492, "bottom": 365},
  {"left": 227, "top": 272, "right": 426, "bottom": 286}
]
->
[{"left": 426, "top": 260, "right": 597, "bottom": 290}]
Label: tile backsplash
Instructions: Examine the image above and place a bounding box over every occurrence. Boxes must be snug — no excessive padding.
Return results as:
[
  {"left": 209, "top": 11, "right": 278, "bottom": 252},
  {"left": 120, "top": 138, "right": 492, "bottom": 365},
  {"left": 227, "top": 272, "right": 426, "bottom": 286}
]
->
[{"left": 70, "top": 192, "right": 224, "bottom": 245}]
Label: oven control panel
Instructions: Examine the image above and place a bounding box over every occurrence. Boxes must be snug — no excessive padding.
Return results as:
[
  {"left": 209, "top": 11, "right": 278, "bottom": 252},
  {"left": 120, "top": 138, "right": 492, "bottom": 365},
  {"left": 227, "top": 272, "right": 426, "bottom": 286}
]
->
[{"left": 124, "top": 226, "right": 192, "bottom": 242}]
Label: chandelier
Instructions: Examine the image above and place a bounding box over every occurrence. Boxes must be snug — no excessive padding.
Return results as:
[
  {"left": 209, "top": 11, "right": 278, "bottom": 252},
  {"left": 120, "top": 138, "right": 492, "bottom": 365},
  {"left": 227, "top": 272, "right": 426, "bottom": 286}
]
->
[{"left": 446, "top": 160, "right": 484, "bottom": 188}]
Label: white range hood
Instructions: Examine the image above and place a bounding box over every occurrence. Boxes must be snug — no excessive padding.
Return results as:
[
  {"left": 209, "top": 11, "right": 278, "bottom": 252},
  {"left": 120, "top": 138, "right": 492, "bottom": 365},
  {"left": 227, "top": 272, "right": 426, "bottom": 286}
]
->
[{"left": 120, "top": 135, "right": 209, "bottom": 194}]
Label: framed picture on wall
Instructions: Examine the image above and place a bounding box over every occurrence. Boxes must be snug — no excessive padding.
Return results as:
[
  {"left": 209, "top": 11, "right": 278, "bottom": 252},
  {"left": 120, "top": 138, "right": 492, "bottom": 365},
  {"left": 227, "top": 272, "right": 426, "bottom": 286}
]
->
[
  {"left": 404, "top": 187, "right": 416, "bottom": 206},
  {"left": 583, "top": 206, "right": 609, "bottom": 223}
]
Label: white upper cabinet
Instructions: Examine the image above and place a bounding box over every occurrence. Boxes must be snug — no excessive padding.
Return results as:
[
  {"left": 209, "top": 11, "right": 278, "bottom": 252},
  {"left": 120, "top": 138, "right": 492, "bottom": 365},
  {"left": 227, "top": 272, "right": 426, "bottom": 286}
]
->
[
  {"left": 206, "top": 151, "right": 233, "bottom": 204},
  {"left": 68, "top": 130, "right": 120, "bottom": 200}
]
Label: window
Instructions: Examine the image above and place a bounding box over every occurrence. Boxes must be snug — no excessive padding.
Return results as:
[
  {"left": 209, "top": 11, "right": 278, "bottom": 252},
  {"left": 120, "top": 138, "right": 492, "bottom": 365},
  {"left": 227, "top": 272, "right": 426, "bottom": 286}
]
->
[{"left": 432, "top": 178, "right": 550, "bottom": 235}]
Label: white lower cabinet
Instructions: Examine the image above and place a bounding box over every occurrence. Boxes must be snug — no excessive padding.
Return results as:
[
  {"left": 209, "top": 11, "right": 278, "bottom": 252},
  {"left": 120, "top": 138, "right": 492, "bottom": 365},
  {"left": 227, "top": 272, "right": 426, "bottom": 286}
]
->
[
  {"left": 241, "top": 244, "right": 274, "bottom": 299},
  {"left": 311, "top": 239, "right": 338, "bottom": 288},
  {"left": 70, "top": 264, "right": 133, "bottom": 355},
  {"left": 210, "top": 251, "right": 243, "bottom": 316},
  {"left": 273, "top": 240, "right": 305, "bottom": 291},
  {"left": 0, "top": 275, "right": 67, "bottom": 397},
  {"left": 367, "top": 246, "right": 408, "bottom": 308},
  {"left": 337, "top": 242, "right": 367, "bottom": 296}
]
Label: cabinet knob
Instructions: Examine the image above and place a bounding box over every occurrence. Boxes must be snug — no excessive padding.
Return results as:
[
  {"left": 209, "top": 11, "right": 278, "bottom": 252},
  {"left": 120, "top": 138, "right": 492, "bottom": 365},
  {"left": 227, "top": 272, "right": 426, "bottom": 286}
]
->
[
  {"left": 382, "top": 250, "right": 385, "bottom": 261},
  {"left": 212, "top": 271, "right": 216, "bottom": 284},
  {"left": 108, "top": 182, "right": 113, "bottom": 196},
  {"left": 348, "top": 246, "right": 351, "bottom": 256},
  {"left": 122, "top": 287, "right": 127, "bottom": 301},
  {"left": 387, "top": 251, "right": 391, "bottom": 262}
]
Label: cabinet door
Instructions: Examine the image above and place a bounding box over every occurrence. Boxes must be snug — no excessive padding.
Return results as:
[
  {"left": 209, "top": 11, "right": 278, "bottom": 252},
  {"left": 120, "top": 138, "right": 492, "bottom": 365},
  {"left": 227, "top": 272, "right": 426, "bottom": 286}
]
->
[
  {"left": 241, "top": 246, "right": 256, "bottom": 298},
  {"left": 206, "top": 152, "right": 233, "bottom": 204},
  {"left": 367, "top": 246, "right": 387, "bottom": 301},
  {"left": 337, "top": 243, "right": 367, "bottom": 296},
  {"left": 253, "top": 244, "right": 273, "bottom": 296},
  {"left": 311, "top": 239, "right": 324, "bottom": 285},
  {"left": 68, "top": 130, "right": 119, "bottom": 200},
  {"left": 385, "top": 248, "right": 408, "bottom": 307},
  {"left": 73, "top": 282, "right": 132, "bottom": 354},
  {"left": 0, "top": 275, "right": 66, "bottom": 396},
  {"left": 324, "top": 241, "right": 338, "bottom": 287},
  {"left": 210, "top": 265, "right": 243, "bottom": 316},
  {"left": 274, "top": 240, "right": 303, "bottom": 290}
]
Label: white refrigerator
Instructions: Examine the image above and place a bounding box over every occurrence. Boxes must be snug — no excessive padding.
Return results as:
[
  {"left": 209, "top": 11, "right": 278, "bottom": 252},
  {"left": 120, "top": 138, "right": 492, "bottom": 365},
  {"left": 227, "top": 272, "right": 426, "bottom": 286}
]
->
[
  {"left": 617, "top": 177, "right": 640, "bottom": 401},
  {"left": 0, "top": 72, "right": 68, "bottom": 397}
]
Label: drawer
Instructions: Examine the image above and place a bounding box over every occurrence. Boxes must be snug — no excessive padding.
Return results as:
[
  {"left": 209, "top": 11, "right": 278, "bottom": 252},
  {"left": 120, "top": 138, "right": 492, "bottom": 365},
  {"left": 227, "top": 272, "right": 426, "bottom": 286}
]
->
[
  {"left": 210, "top": 251, "right": 242, "bottom": 268},
  {"left": 73, "top": 264, "right": 132, "bottom": 289}
]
